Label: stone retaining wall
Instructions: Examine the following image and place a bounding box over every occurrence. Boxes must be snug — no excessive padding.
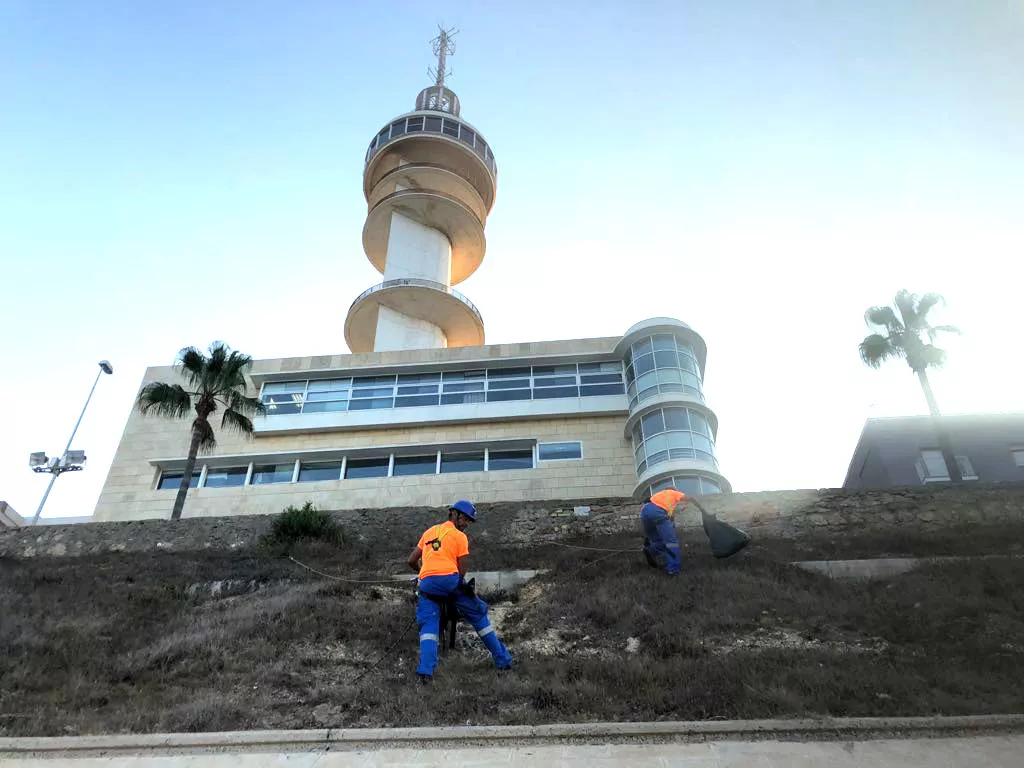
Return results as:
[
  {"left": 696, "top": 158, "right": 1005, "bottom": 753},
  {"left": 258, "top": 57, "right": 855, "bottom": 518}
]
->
[{"left": 3, "top": 484, "right": 1023, "bottom": 560}]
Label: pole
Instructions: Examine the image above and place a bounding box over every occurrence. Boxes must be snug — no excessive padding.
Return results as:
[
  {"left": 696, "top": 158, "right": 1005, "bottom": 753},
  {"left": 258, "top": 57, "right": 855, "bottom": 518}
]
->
[{"left": 31, "top": 367, "right": 105, "bottom": 525}]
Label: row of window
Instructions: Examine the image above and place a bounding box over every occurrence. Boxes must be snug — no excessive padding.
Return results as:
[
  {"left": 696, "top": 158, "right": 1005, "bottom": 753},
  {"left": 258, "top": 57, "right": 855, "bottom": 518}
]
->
[
  {"left": 365, "top": 114, "right": 496, "bottom": 176},
  {"left": 631, "top": 407, "right": 719, "bottom": 476},
  {"left": 156, "top": 441, "right": 584, "bottom": 490},
  {"left": 650, "top": 475, "right": 723, "bottom": 498},
  {"left": 915, "top": 450, "right": 978, "bottom": 482},
  {"left": 625, "top": 334, "right": 705, "bottom": 411},
  {"left": 260, "top": 363, "right": 626, "bottom": 416}
]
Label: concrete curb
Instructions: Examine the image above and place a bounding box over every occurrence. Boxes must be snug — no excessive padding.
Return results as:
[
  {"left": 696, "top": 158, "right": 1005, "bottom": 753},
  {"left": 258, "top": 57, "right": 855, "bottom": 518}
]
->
[{"left": 3, "top": 715, "right": 1024, "bottom": 756}]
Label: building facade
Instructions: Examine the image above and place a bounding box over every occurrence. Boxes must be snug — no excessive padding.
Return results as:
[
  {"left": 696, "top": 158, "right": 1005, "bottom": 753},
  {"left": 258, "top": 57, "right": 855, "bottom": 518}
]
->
[
  {"left": 93, "top": 35, "right": 730, "bottom": 521},
  {"left": 843, "top": 413, "right": 1024, "bottom": 489}
]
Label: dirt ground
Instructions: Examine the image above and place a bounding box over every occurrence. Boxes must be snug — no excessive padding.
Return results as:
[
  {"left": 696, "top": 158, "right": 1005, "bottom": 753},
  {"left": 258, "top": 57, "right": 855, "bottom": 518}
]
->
[{"left": 2, "top": 527, "right": 1023, "bottom": 736}]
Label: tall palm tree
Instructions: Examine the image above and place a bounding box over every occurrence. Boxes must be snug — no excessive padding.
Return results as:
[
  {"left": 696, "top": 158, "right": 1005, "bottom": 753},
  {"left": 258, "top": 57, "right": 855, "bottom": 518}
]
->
[
  {"left": 859, "top": 290, "right": 962, "bottom": 483},
  {"left": 136, "top": 342, "right": 264, "bottom": 520}
]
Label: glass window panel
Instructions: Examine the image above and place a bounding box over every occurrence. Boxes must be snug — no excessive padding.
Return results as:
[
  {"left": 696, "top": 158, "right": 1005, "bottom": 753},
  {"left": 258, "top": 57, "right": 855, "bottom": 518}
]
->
[
  {"left": 390, "top": 120, "right": 406, "bottom": 136},
  {"left": 350, "top": 386, "right": 395, "bottom": 399},
  {"left": 678, "top": 354, "right": 697, "bottom": 374},
  {"left": 344, "top": 457, "right": 390, "bottom": 479},
  {"left": 633, "top": 353, "right": 654, "bottom": 376},
  {"left": 353, "top": 375, "right": 396, "bottom": 387},
  {"left": 263, "top": 380, "right": 305, "bottom": 394},
  {"left": 251, "top": 463, "right": 294, "bottom": 485},
  {"left": 488, "top": 378, "right": 531, "bottom": 390},
  {"left": 631, "top": 422, "right": 643, "bottom": 447},
  {"left": 532, "top": 386, "right": 579, "bottom": 399},
  {"left": 580, "top": 383, "right": 625, "bottom": 397},
  {"left": 348, "top": 397, "right": 394, "bottom": 410},
  {"left": 397, "top": 372, "right": 440, "bottom": 386},
  {"left": 441, "top": 119, "right": 460, "bottom": 137},
  {"left": 642, "top": 410, "right": 665, "bottom": 438},
  {"left": 476, "top": 139, "right": 488, "bottom": 157},
  {"left": 627, "top": 382, "right": 638, "bottom": 402},
  {"left": 440, "top": 392, "right": 485, "bottom": 405},
  {"left": 377, "top": 128, "right": 389, "bottom": 144},
  {"left": 393, "top": 455, "right": 437, "bottom": 477},
  {"left": 487, "top": 388, "right": 531, "bottom": 402},
  {"left": 442, "top": 381, "right": 485, "bottom": 393},
  {"left": 644, "top": 432, "right": 669, "bottom": 457},
  {"left": 580, "top": 372, "right": 623, "bottom": 384},
  {"left": 488, "top": 449, "right": 533, "bottom": 471},
  {"left": 654, "top": 349, "right": 679, "bottom": 369},
  {"left": 632, "top": 337, "right": 653, "bottom": 357},
  {"left": 674, "top": 477, "right": 703, "bottom": 496},
  {"left": 533, "top": 376, "right": 577, "bottom": 387},
  {"left": 424, "top": 116, "right": 442, "bottom": 133},
  {"left": 578, "top": 361, "right": 622, "bottom": 375},
  {"left": 667, "top": 431, "right": 693, "bottom": 451},
  {"left": 158, "top": 471, "right": 200, "bottom": 490},
  {"left": 302, "top": 400, "right": 347, "bottom": 414},
  {"left": 204, "top": 466, "right": 249, "bottom": 488},
  {"left": 647, "top": 450, "right": 669, "bottom": 467},
  {"left": 689, "top": 411, "right": 710, "bottom": 438},
  {"left": 650, "top": 478, "right": 674, "bottom": 494},
  {"left": 307, "top": 378, "right": 350, "bottom": 392},
  {"left": 663, "top": 408, "right": 690, "bottom": 431},
  {"left": 675, "top": 338, "right": 694, "bottom": 354},
  {"left": 652, "top": 334, "right": 676, "bottom": 352},
  {"left": 395, "top": 394, "right": 440, "bottom": 408},
  {"left": 397, "top": 384, "right": 439, "bottom": 395},
  {"left": 305, "top": 390, "right": 349, "bottom": 402},
  {"left": 532, "top": 364, "right": 577, "bottom": 376},
  {"left": 406, "top": 116, "right": 424, "bottom": 131},
  {"left": 669, "top": 447, "right": 696, "bottom": 460},
  {"left": 261, "top": 399, "right": 302, "bottom": 415},
  {"left": 297, "top": 461, "right": 342, "bottom": 483},
  {"left": 488, "top": 367, "right": 531, "bottom": 379},
  {"left": 692, "top": 434, "right": 713, "bottom": 455},
  {"left": 443, "top": 371, "right": 485, "bottom": 383},
  {"left": 624, "top": 365, "right": 636, "bottom": 386},
  {"left": 634, "top": 441, "right": 645, "bottom": 465},
  {"left": 440, "top": 452, "right": 484, "bottom": 473},
  {"left": 461, "top": 127, "right": 475, "bottom": 146},
  {"left": 656, "top": 368, "right": 682, "bottom": 387},
  {"left": 682, "top": 373, "right": 702, "bottom": 391},
  {"left": 538, "top": 442, "right": 582, "bottom": 461},
  {"left": 700, "top": 478, "right": 722, "bottom": 494}
]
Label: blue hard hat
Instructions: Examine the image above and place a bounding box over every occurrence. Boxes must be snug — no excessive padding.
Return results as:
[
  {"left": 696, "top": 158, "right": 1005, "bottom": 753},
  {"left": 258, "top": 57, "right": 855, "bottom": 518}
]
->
[{"left": 449, "top": 499, "right": 477, "bottom": 521}]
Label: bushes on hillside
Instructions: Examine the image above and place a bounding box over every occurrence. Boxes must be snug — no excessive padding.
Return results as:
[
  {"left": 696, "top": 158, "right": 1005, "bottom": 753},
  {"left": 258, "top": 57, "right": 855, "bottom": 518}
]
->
[{"left": 262, "top": 502, "right": 342, "bottom": 548}]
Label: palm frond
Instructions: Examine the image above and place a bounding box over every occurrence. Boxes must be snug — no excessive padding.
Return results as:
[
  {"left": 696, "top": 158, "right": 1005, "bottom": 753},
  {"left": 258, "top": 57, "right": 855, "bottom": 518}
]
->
[
  {"left": 225, "top": 389, "right": 265, "bottom": 418},
  {"left": 176, "top": 347, "right": 208, "bottom": 390},
  {"left": 136, "top": 383, "right": 192, "bottom": 418},
  {"left": 203, "top": 342, "right": 230, "bottom": 389},
  {"left": 917, "top": 344, "right": 947, "bottom": 369},
  {"left": 930, "top": 324, "right": 961, "bottom": 336},
  {"left": 864, "top": 306, "right": 902, "bottom": 332},
  {"left": 193, "top": 418, "right": 217, "bottom": 452},
  {"left": 916, "top": 292, "right": 946, "bottom": 321},
  {"left": 217, "top": 350, "right": 255, "bottom": 393},
  {"left": 859, "top": 334, "right": 902, "bottom": 368},
  {"left": 221, "top": 408, "right": 256, "bottom": 437},
  {"left": 893, "top": 290, "right": 919, "bottom": 330}
]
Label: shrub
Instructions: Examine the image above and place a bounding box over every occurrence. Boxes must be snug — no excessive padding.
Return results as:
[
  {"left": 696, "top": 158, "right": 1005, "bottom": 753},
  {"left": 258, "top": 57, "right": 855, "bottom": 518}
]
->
[{"left": 264, "top": 502, "right": 342, "bottom": 547}]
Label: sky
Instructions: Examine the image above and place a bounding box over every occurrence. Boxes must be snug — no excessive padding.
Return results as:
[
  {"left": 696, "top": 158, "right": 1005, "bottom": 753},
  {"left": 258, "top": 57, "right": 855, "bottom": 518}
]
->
[{"left": 1, "top": 1, "right": 1022, "bottom": 521}]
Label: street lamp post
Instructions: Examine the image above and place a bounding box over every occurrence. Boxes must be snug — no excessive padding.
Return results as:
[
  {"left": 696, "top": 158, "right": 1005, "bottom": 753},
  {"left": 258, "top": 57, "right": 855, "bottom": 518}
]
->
[{"left": 29, "top": 360, "right": 114, "bottom": 525}]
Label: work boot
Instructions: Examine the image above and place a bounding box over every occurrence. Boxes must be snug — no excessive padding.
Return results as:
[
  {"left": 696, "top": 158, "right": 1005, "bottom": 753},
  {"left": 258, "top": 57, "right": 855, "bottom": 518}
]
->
[
  {"left": 417, "top": 673, "right": 432, "bottom": 685},
  {"left": 644, "top": 550, "right": 657, "bottom": 568}
]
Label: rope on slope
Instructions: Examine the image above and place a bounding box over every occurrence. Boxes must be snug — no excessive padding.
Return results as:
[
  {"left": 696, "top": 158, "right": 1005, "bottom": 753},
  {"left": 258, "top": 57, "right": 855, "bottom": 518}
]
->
[{"left": 287, "top": 555, "right": 414, "bottom": 585}]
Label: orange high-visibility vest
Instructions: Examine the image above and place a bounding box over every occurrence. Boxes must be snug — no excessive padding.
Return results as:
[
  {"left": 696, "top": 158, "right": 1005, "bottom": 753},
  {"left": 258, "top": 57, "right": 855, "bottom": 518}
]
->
[{"left": 416, "top": 521, "right": 469, "bottom": 578}]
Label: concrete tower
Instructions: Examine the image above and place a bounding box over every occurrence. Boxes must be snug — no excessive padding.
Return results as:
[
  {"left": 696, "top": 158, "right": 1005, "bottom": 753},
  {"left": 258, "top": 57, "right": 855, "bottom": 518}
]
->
[{"left": 345, "top": 28, "right": 496, "bottom": 353}]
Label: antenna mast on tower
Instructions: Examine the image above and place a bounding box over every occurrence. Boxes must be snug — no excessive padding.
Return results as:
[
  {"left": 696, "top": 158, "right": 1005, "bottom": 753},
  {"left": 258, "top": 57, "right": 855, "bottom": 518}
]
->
[{"left": 428, "top": 25, "right": 458, "bottom": 90}]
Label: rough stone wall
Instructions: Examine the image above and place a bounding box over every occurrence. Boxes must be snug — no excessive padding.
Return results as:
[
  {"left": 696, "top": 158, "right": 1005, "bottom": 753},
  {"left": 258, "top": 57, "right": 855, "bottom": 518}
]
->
[{"left": 4, "top": 484, "right": 1024, "bottom": 560}]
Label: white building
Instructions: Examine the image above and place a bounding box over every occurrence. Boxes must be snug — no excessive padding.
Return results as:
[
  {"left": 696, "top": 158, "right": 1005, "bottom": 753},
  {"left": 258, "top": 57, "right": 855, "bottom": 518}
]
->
[{"left": 94, "top": 33, "right": 728, "bottom": 521}]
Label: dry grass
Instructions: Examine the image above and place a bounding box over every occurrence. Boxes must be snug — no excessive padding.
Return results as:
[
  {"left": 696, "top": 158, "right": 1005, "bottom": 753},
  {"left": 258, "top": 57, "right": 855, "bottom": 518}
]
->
[{"left": 1, "top": 533, "right": 1023, "bottom": 736}]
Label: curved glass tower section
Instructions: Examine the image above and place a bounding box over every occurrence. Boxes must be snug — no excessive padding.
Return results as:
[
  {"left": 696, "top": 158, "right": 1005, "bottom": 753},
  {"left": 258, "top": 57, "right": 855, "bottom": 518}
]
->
[
  {"left": 615, "top": 318, "right": 731, "bottom": 498},
  {"left": 345, "top": 30, "right": 495, "bottom": 353}
]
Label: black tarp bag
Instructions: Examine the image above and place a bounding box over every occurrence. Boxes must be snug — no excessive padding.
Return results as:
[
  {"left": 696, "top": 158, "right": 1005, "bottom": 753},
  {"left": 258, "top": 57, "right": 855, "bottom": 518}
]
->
[{"left": 691, "top": 499, "right": 751, "bottom": 558}]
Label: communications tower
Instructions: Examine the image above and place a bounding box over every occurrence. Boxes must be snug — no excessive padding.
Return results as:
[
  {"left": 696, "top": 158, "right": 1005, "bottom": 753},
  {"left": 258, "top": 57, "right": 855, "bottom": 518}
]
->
[{"left": 345, "top": 28, "right": 497, "bottom": 352}]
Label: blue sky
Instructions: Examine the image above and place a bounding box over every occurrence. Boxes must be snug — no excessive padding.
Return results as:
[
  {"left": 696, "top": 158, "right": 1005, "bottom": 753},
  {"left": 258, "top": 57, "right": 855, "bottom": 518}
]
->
[{"left": 2, "top": 1, "right": 1022, "bottom": 520}]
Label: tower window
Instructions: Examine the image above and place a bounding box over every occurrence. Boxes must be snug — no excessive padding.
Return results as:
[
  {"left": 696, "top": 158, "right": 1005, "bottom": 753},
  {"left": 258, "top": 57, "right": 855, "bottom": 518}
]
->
[
  {"left": 441, "top": 119, "right": 460, "bottom": 138},
  {"left": 424, "top": 116, "right": 442, "bottom": 133}
]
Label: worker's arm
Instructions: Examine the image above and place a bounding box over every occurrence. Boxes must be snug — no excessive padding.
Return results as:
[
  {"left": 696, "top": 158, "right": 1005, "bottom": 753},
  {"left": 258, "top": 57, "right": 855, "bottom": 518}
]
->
[
  {"left": 457, "top": 554, "right": 468, "bottom": 577},
  {"left": 407, "top": 546, "right": 422, "bottom": 573}
]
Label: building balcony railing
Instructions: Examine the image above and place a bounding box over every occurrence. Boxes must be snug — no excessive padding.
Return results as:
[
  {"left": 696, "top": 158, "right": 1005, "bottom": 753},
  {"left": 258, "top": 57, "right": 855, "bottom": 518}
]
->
[
  {"left": 365, "top": 112, "right": 497, "bottom": 178},
  {"left": 348, "top": 278, "right": 483, "bottom": 325}
]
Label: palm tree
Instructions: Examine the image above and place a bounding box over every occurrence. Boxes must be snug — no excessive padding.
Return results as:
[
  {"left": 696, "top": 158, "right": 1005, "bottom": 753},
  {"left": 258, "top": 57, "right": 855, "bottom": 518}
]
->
[
  {"left": 136, "top": 342, "right": 264, "bottom": 520},
  {"left": 859, "top": 290, "right": 962, "bottom": 482}
]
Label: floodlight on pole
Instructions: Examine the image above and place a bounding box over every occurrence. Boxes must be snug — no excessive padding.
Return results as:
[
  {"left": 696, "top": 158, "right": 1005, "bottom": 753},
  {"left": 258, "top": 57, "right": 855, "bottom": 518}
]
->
[{"left": 30, "top": 360, "right": 114, "bottom": 525}]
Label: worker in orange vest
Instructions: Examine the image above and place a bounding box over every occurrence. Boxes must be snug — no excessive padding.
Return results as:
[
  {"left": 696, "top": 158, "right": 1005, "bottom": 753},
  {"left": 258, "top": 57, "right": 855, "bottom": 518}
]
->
[
  {"left": 641, "top": 488, "right": 687, "bottom": 575},
  {"left": 407, "top": 500, "right": 513, "bottom": 682}
]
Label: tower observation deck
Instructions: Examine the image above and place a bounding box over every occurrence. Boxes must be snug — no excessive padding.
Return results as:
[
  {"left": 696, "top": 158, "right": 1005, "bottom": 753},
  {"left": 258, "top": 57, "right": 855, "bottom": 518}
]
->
[{"left": 345, "top": 28, "right": 496, "bottom": 353}]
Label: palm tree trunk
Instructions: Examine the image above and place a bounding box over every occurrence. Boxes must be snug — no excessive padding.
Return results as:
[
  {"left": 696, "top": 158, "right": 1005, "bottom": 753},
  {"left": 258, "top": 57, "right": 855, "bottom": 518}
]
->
[
  {"left": 916, "top": 370, "right": 963, "bottom": 483},
  {"left": 171, "top": 427, "right": 203, "bottom": 521}
]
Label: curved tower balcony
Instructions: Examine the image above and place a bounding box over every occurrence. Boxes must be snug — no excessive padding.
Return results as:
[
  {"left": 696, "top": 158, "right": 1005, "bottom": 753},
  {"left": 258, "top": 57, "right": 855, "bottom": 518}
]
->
[
  {"left": 346, "top": 59, "right": 498, "bottom": 353},
  {"left": 614, "top": 318, "right": 731, "bottom": 498}
]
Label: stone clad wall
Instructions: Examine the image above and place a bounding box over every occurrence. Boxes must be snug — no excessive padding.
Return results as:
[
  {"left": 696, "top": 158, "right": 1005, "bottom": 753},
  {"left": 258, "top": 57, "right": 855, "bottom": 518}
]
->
[{"left": 3, "top": 484, "right": 1024, "bottom": 560}]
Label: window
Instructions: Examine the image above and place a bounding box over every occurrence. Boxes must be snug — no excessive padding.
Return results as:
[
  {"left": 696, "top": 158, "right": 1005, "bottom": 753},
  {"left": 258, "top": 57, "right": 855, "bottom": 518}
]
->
[
  {"left": 440, "top": 451, "right": 485, "bottom": 474},
  {"left": 390, "top": 119, "right": 406, "bottom": 137},
  {"left": 393, "top": 454, "right": 438, "bottom": 477},
  {"left": 441, "top": 118, "right": 460, "bottom": 137},
  {"left": 304, "top": 379, "right": 350, "bottom": 413},
  {"left": 350, "top": 375, "right": 395, "bottom": 410},
  {"left": 916, "top": 451, "right": 977, "bottom": 482},
  {"left": 461, "top": 127, "right": 476, "bottom": 147},
  {"left": 260, "top": 381, "right": 305, "bottom": 415},
  {"left": 424, "top": 116, "right": 442, "bottom": 133},
  {"left": 1013, "top": 450, "right": 1024, "bottom": 467},
  {"left": 345, "top": 457, "right": 390, "bottom": 479},
  {"left": 297, "top": 461, "right": 342, "bottom": 483},
  {"left": 649, "top": 475, "right": 723, "bottom": 497},
  {"left": 251, "top": 463, "right": 294, "bottom": 485},
  {"left": 204, "top": 466, "right": 249, "bottom": 488},
  {"left": 489, "top": 449, "right": 534, "bottom": 471},
  {"left": 486, "top": 367, "right": 531, "bottom": 402},
  {"left": 537, "top": 442, "right": 582, "bottom": 461},
  {"left": 406, "top": 116, "right": 424, "bottom": 132},
  {"left": 631, "top": 406, "right": 719, "bottom": 474},
  {"left": 158, "top": 471, "right": 200, "bottom": 490}
]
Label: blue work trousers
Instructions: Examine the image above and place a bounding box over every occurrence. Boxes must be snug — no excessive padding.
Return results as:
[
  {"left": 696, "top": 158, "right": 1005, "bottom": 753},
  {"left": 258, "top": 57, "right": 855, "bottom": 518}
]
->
[
  {"left": 415, "top": 573, "right": 512, "bottom": 677},
  {"left": 641, "top": 502, "right": 681, "bottom": 574}
]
